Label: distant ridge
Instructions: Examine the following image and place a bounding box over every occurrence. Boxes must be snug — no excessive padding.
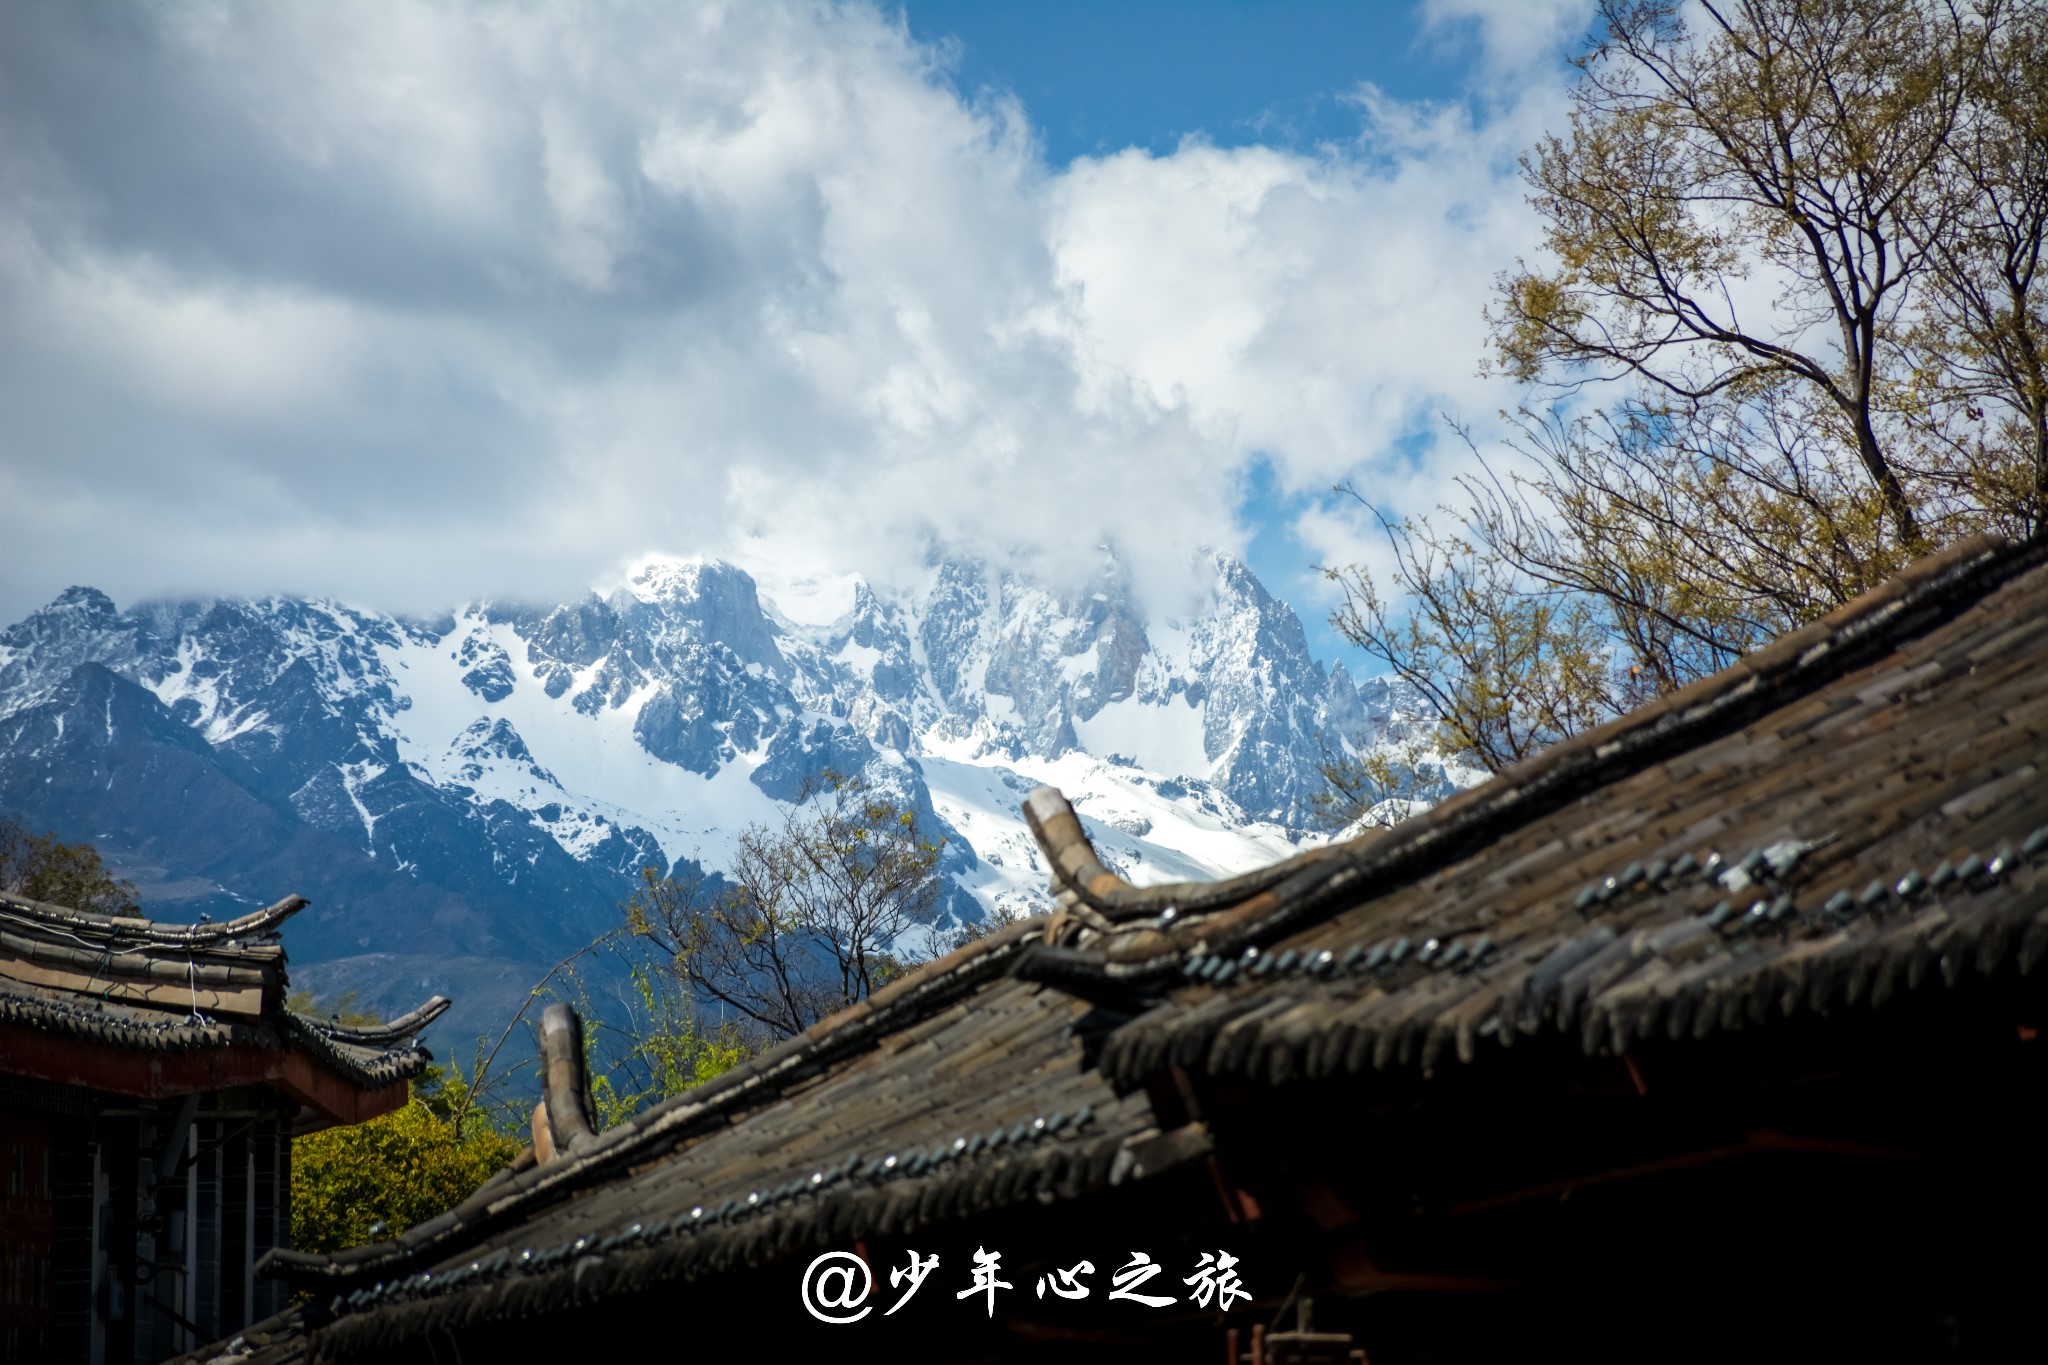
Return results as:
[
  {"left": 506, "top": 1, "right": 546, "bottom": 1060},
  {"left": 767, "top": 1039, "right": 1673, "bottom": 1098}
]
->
[{"left": 0, "top": 554, "right": 1472, "bottom": 1039}]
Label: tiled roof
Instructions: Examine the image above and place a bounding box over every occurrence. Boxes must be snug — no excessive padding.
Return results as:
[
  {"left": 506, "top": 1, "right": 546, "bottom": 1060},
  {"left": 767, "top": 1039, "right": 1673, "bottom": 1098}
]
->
[
  {"left": 1014, "top": 534, "right": 2048, "bottom": 1090},
  {"left": 201, "top": 533, "right": 2048, "bottom": 1363},
  {"left": 251, "top": 918, "right": 1162, "bottom": 1307},
  {"left": 0, "top": 887, "right": 446, "bottom": 1094},
  {"left": 0, "top": 977, "right": 436, "bottom": 1090}
]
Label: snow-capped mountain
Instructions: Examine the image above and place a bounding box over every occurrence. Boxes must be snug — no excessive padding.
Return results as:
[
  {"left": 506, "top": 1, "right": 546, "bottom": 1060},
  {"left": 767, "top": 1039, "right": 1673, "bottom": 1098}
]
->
[{"left": 0, "top": 553, "right": 1466, "bottom": 1039}]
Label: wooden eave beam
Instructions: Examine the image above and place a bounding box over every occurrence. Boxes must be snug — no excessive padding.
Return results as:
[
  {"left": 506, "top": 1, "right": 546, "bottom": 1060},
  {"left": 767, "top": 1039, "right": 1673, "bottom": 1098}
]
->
[{"left": 0, "top": 1020, "right": 409, "bottom": 1126}]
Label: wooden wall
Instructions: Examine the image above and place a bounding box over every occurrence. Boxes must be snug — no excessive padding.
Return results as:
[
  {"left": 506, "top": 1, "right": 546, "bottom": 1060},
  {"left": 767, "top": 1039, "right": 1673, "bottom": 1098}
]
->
[{"left": 1, "top": 1079, "right": 294, "bottom": 1364}]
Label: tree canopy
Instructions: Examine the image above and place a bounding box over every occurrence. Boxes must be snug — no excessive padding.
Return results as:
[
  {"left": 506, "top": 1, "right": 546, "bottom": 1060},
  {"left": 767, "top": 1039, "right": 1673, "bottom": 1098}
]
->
[
  {"left": 289, "top": 1061, "right": 521, "bottom": 1255},
  {"left": 285, "top": 992, "right": 521, "bottom": 1254},
  {"left": 1328, "top": 0, "right": 2047, "bottom": 782},
  {"left": 0, "top": 817, "right": 140, "bottom": 915},
  {"left": 624, "top": 772, "right": 946, "bottom": 1042}
]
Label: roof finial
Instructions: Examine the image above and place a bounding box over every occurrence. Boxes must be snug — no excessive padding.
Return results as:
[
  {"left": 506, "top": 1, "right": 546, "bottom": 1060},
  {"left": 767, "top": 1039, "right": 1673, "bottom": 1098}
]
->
[{"left": 537, "top": 1003, "right": 596, "bottom": 1162}]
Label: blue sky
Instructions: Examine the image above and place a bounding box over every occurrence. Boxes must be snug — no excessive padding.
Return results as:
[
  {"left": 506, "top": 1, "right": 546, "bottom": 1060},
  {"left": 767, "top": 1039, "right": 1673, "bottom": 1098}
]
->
[
  {"left": 900, "top": 0, "right": 1534, "bottom": 659},
  {"left": 0, "top": 0, "right": 1592, "bottom": 666},
  {"left": 904, "top": 1, "right": 1460, "bottom": 166}
]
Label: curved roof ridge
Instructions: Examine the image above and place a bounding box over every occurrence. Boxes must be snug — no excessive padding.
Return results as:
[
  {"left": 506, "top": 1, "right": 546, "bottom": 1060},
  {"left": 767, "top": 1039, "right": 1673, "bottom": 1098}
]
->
[
  {"left": 0, "top": 890, "right": 307, "bottom": 946},
  {"left": 1016, "top": 531, "right": 2035, "bottom": 986},
  {"left": 0, "top": 978, "right": 432, "bottom": 1091},
  {"left": 291, "top": 995, "right": 452, "bottom": 1045},
  {"left": 279, "top": 1013, "right": 435, "bottom": 1091},
  {"left": 259, "top": 912, "right": 1053, "bottom": 1288},
  {"left": 1023, "top": 787, "right": 1360, "bottom": 920}
]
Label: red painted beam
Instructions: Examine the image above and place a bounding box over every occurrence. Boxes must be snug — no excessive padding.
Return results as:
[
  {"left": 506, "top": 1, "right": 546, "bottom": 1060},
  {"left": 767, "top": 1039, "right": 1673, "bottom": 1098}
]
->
[{"left": 0, "top": 1023, "right": 408, "bottom": 1125}]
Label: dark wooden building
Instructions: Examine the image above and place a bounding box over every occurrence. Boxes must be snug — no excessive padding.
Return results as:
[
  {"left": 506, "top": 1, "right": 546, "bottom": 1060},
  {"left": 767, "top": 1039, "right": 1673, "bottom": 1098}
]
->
[
  {"left": 0, "top": 891, "right": 446, "bottom": 1363},
  {"left": 200, "top": 533, "right": 2046, "bottom": 1364}
]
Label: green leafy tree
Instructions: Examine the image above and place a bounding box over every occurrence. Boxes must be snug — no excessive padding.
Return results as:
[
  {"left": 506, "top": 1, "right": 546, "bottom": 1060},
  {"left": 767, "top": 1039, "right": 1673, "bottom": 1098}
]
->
[
  {"left": 444, "top": 777, "right": 962, "bottom": 1147},
  {"left": 0, "top": 817, "right": 141, "bottom": 914},
  {"left": 1488, "top": 0, "right": 2014, "bottom": 549},
  {"left": 289, "top": 1059, "right": 520, "bottom": 1254},
  {"left": 1904, "top": 0, "right": 2048, "bottom": 528},
  {"left": 582, "top": 962, "right": 755, "bottom": 1128},
  {"left": 285, "top": 991, "right": 518, "bottom": 1252},
  {"left": 434, "top": 933, "right": 758, "bottom": 1145},
  {"left": 1326, "top": 486, "right": 1619, "bottom": 774}
]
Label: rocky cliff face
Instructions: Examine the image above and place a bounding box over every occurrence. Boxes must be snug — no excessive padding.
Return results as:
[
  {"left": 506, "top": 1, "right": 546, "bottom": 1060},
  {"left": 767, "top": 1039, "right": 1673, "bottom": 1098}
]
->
[{"left": 0, "top": 555, "right": 1465, "bottom": 1038}]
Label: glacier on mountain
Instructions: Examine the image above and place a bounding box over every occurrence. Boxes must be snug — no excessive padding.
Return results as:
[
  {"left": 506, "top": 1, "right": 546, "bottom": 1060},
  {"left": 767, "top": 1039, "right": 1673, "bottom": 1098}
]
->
[{"left": 0, "top": 554, "right": 1473, "bottom": 1036}]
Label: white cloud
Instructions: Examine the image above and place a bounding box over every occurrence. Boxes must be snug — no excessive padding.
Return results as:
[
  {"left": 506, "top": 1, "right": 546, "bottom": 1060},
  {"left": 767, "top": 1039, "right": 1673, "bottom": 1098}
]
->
[
  {"left": 0, "top": 0, "right": 1573, "bottom": 627},
  {"left": 1420, "top": 0, "right": 1598, "bottom": 77}
]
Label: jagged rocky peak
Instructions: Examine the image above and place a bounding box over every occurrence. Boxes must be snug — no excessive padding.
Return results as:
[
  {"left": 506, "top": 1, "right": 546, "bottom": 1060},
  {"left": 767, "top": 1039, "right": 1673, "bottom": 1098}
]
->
[
  {"left": 982, "top": 558, "right": 1150, "bottom": 748},
  {"left": 630, "top": 652, "right": 790, "bottom": 777},
  {"left": 514, "top": 593, "right": 616, "bottom": 670},
  {"left": 612, "top": 557, "right": 788, "bottom": 674},
  {"left": 0, "top": 586, "right": 145, "bottom": 706},
  {"left": 1213, "top": 551, "right": 1317, "bottom": 660},
  {"left": 452, "top": 716, "right": 541, "bottom": 767},
  {"left": 1322, "top": 661, "right": 1367, "bottom": 736},
  {"left": 498, "top": 558, "right": 793, "bottom": 712},
  {"left": 10, "top": 584, "right": 122, "bottom": 634},
  {"left": 0, "top": 553, "right": 1472, "bottom": 1015},
  {"left": 822, "top": 580, "right": 919, "bottom": 705},
  {"left": 454, "top": 631, "right": 517, "bottom": 703},
  {"left": 916, "top": 558, "right": 993, "bottom": 710},
  {"left": 902, "top": 547, "right": 1340, "bottom": 825}
]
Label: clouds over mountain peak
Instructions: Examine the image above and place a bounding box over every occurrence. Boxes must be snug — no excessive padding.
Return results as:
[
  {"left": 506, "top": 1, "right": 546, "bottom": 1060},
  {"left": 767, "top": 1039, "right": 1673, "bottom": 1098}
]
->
[{"left": 1, "top": 0, "right": 1564, "bottom": 629}]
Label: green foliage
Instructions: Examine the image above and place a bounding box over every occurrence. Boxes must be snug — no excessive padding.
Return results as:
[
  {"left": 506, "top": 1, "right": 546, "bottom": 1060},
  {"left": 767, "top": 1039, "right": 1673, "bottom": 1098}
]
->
[
  {"left": 1903, "top": 0, "right": 2048, "bottom": 529},
  {"left": 289, "top": 1062, "right": 519, "bottom": 1255},
  {"left": 0, "top": 817, "right": 140, "bottom": 915},
  {"left": 474, "top": 770, "right": 955, "bottom": 1143},
  {"left": 580, "top": 960, "right": 754, "bottom": 1130},
  {"left": 428, "top": 930, "right": 761, "bottom": 1147},
  {"left": 1326, "top": 491, "right": 1617, "bottom": 775}
]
